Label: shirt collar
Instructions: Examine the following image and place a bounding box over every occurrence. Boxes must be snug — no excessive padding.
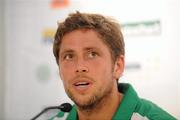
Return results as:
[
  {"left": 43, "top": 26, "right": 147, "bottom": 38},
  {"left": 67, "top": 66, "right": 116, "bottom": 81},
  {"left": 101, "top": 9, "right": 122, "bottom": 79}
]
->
[
  {"left": 112, "top": 83, "right": 139, "bottom": 120},
  {"left": 66, "top": 105, "right": 77, "bottom": 120}
]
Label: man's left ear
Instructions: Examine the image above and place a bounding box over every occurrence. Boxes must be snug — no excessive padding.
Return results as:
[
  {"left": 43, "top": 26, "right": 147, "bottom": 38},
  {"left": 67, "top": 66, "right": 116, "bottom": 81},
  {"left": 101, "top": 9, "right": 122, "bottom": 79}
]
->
[{"left": 113, "top": 55, "right": 125, "bottom": 80}]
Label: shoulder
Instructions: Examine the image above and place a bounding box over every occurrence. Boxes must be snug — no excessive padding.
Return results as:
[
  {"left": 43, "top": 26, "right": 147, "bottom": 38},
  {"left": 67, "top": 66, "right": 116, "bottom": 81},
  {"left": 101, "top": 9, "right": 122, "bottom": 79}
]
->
[
  {"left": 118, "top": 83, "right": 176, "bottom": 120},
  {"left": 134, "top": 98, "right": 176, "bottom": 120}
]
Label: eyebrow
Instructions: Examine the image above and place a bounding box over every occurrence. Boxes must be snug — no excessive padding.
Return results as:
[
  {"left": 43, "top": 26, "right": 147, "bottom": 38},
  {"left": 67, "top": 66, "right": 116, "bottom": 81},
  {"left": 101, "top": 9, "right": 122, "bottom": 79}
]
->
[
  {"left": 61, "top": 49, "right": 74, "bottom": 53},
  {"left": 59, "top": 49, "right": 74, "bottom": 57},
  {"left": 60, "top": 46, "right": 101, "bottom": 56},
  {"left": 83, "top": 47, "right": 100, "bottom": 51}
]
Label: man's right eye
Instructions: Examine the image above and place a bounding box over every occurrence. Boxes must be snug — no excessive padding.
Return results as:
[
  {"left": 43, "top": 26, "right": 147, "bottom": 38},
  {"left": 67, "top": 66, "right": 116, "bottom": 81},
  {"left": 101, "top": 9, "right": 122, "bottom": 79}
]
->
[{"left": 63, "top": 54, "right": 74, "bottom": 60}]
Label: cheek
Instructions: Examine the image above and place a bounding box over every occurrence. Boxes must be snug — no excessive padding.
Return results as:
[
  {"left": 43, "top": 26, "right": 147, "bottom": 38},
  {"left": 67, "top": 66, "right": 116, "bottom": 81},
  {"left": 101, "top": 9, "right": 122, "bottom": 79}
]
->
[
  {"left": 59, "top": 62, "right": 75, "bottom": 78},
  {"left": 59, "top": 67, "right": 70, "bottom": 88},
  {"left": 90, "top": 59, "right": 113, "bottom": 79}
]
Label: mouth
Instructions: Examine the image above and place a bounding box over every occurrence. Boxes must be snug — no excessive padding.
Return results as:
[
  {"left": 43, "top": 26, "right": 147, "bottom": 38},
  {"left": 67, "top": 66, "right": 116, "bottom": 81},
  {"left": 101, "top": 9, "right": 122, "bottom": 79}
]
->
[
  {"left": 74, "top": 82, "right": 90, "bottom": 87},
  {"left": 73, "top": 80, "right": 92, "bottom": 93}
]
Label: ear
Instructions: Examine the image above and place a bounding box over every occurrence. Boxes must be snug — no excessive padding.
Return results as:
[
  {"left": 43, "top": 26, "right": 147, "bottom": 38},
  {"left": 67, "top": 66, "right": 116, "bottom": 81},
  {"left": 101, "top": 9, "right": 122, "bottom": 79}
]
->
[{"left": 113, "top": 55, "right": 125, "bottom": 80}]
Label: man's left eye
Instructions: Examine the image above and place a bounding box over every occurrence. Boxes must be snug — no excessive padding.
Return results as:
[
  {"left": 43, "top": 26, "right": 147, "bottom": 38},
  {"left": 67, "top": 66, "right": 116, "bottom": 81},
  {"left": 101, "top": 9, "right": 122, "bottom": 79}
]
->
[{"left": 88, "top": 52, "right": 98, "bottom": 58}]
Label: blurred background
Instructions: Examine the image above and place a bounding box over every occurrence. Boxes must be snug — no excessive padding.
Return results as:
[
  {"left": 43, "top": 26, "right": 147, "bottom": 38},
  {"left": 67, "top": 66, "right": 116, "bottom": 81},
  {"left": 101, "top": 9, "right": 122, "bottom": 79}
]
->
[{"left": 0, "top": 0, "right": 180, "bottom": 119}]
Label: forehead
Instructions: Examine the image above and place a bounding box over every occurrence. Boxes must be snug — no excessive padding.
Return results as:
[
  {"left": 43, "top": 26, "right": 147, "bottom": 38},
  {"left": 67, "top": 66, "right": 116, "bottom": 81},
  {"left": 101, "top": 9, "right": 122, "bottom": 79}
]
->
[{"left": 60, "top": 29, "right": 110, "bottom": 52}]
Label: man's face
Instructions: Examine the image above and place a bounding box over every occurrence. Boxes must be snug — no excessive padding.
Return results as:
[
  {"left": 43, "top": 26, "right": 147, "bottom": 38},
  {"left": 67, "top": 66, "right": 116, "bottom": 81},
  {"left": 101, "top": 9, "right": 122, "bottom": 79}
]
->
[{"left": 58, "top": 29, "right": 124, "bottom": 109}]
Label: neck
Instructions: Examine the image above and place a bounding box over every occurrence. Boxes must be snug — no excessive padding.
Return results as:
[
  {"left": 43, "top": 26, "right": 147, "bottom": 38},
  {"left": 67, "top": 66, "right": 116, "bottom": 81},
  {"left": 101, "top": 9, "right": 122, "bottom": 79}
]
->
[{"left": 77, "top": 84, "right": 123, "bottom": 120}]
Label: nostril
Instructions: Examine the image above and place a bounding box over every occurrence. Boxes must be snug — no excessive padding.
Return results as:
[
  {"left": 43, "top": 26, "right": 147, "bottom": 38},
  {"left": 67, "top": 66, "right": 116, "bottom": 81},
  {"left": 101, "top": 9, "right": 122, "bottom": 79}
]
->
[
  {"left": 76, "top": 70, "right": 79, "bottom": 73},
  {"left": 76, "top": 69, "right": 87, "bottom": 73},
  {"left": 76, "top": 66, "right": 89, "bottom": 73}
]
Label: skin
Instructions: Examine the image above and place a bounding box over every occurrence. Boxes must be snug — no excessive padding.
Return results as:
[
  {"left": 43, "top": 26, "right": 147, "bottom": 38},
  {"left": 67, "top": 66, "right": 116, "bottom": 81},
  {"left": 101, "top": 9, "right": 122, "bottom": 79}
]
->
[{"left": 58, "top": 29, "right": 125, "bottom": 120}]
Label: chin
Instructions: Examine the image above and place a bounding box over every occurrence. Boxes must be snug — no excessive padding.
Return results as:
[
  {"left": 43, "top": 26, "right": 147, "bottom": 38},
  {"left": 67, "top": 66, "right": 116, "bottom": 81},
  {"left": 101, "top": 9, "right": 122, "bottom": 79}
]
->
[
  {"left": 74, "top": 95, "right": 100, "bottom": 110},
  {"left": 74, "top": 96, "right": 92, "bottom": 105}
]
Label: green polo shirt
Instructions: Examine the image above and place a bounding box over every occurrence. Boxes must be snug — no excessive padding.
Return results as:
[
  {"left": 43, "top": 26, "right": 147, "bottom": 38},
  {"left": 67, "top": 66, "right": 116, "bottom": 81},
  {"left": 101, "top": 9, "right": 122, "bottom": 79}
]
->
[{"left": 50, "top": 83, "right": 176, "bottom": 120}]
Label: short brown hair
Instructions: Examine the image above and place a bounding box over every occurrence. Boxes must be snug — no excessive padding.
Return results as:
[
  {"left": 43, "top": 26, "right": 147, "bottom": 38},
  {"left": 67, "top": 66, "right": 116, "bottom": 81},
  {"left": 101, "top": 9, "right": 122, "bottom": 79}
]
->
[{"left": 53, "top": 11, "right": 125, "bottom": 65}]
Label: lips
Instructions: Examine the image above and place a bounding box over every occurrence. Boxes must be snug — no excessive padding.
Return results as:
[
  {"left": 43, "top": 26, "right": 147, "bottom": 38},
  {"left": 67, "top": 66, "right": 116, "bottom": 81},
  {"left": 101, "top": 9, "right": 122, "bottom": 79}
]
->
[
  {"left": 74, "top": 82, "right": 90, "bottom": 87},
  {"left": 72, "top": 79, "right": 92, "bottom": 93}
]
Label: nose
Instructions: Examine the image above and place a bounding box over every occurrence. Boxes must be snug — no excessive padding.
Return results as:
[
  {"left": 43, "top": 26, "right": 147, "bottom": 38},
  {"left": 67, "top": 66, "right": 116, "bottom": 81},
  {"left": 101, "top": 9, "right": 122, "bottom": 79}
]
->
[
  {"left": 75, "top": 59, "right": 89, "bottom": 73},
  {"left": 76, "top": 66, "right": 89, "bottom": 73}
]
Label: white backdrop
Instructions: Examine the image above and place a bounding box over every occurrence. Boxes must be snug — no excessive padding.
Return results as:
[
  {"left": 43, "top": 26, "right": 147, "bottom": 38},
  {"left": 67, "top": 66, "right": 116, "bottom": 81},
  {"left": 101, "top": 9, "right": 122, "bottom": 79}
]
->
[{"left": 4, "top": 0, "right": 180, "bottom": 119}]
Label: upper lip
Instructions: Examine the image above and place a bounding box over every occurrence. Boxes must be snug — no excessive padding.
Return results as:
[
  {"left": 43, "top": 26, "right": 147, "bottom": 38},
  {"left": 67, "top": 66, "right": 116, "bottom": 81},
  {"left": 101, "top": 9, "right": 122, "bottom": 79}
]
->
[
  {"left": 72, "top": 77, "right": 93, "bottom": 86},
  {"left": 74, "top": 81, "right": 90, "bottom": 86}
]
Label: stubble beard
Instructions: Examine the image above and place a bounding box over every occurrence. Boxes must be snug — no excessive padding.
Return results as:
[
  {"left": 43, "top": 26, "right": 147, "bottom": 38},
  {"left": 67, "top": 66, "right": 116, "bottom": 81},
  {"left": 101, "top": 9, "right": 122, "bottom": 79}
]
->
[{"left": 65, "top": 79, "right": 114, "bottom": 112}]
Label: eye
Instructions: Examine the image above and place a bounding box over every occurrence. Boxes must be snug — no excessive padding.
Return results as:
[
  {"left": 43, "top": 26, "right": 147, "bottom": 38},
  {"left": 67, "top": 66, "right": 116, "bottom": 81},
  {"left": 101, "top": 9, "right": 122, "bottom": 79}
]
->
[
  {"left": 63, "top": 53, "right": 74, "bottom": 60},
  {"left": 87, "top": 51, "right": 98, "bottom": 59}
]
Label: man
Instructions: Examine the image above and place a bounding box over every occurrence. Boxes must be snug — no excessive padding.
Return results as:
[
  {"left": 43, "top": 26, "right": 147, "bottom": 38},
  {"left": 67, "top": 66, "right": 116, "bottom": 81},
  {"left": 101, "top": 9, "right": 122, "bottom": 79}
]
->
[{"left": 51, "top": 11, "right": 176, "bottom": 120}]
